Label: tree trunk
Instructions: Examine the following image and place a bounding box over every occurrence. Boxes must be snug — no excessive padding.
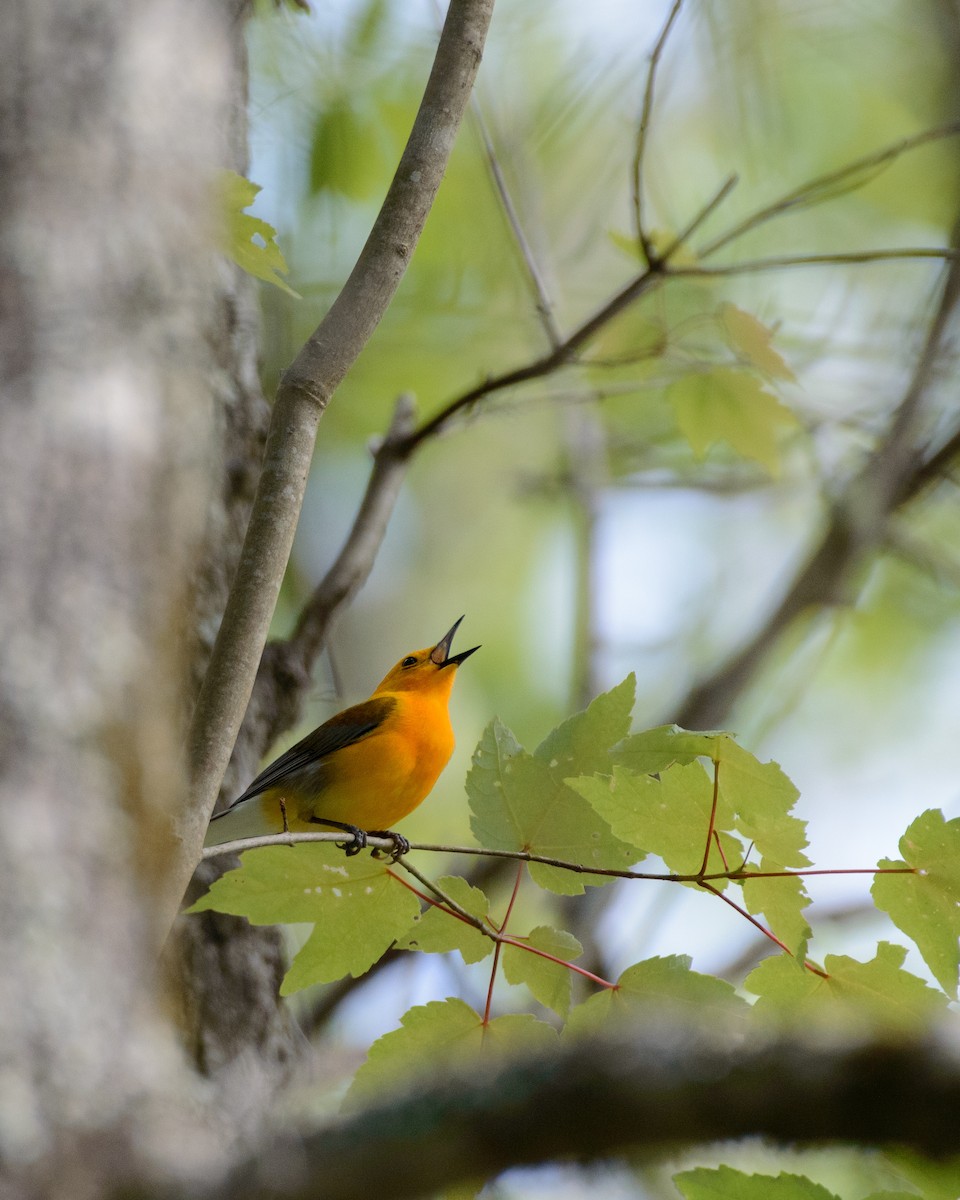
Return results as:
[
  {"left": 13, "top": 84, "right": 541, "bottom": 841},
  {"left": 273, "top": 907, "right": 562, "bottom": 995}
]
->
[{"left": 0, "top": 1, "right": 246, "bottom": 1194}]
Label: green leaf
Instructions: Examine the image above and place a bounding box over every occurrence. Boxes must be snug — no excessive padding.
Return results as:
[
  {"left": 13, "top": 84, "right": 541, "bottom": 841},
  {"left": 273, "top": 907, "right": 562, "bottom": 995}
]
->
[
  {"left": 613, "top": 724, "right": 733, "bottom": 776},
  {"left": 466, "top": 717, "right": 525, "bottom": 848},
  {"left": 611, "top": 728, "right": 806, "bottom": 871},
  {"left": 669, "top": 366, "right": 798, "bottom": 476},
  {"left": 396, "top": 876, "right": 493, "bottom": 965},
  {"left": 675, "top": 1165, "right": 840, "bottom": 1200},
  {"left": 872, "top": 809, "right": 960, "bottom": 998},
  {"left": 608, "top": 230, "right": 643, "bottom": 261},
  {"left": 744, "top": 953, "right": 819, "bottom": 1011},
  {"left": 189, "top": 843, "right": 419, "bottom": 992},
  {"left": 570, "top": 763, "right": 742, "bottom": 882},
  {"left": 535, "top": 674, "right": 636, "bottom": 778},
  {"left": 309, "top": 97, "right": 384, "bottom": 200},
  {"left": 348, "top": 0, "right": 389, "bottom": 54},
  {"left": 741, "top": 862, "right": 812, "bottom": 957},
  {"left": 217, "top": 170, "right": 299, "bottom": 297},
  {"left": 566, "top": 955, "right": 748, "bottom": 1035},
  {"left": 718, "top": 739, "right": 810, "bottom": 868},
  {"left": 343, "top": 999, "right": 557, "bottom": 1111},
  {"left": 746, "top": 943, "right": 950, "bottom": 1031},
  {"left": 719, "top": 302, "right": 796, "bottom": 381},
  {"left": 502, "top": 925, "right": 583, "bottom": 1018},
  {"left": 591, "top": 735, "right": 808, "bottom": 889},
  {"left": 467, "top": 718, "right": 639, "bottom": 896}
]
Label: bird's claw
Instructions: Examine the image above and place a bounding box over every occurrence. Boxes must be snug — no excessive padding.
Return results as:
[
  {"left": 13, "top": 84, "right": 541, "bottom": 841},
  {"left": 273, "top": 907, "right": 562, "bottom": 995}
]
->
[
  {"left": 368, "top": 830, "right": 410, "bottom": 861},
  {"left": 341, "top": 826, "right": 368, "bottom": 857},
  {"left": 310, "top": 816, "right": 368, "bottom": 856}
]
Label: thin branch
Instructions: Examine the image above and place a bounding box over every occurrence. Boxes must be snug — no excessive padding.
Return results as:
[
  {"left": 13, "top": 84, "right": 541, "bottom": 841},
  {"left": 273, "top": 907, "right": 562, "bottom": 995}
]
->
[
  {"left": 697, "top": 880, "right": 794, "bottom": 959},
  {"left": 484, "top": 862, "right": 523, "bottom": 1021},
  {"left": 903, "top": 421, "right": 960, "bottom": 502},
  {"left": 676, "top": 216, "right": 960, "bottom": 730},
  {"left": 698, "top": 118, "right": 960, "bottom": 259},
  {"left": 697, "top": 759, "right": 721, "bottom": 877},
  {"left": 497, "top": 932, "right": 616, "bottom": 989},
  {"left": 675, "top": 247, "right": 960, "bottom": 275},
  {"left": 632, "top": 0, "right": 686, "bottom": 263},
  {"left": 393, "top": 855, "right": 495, "bottom": 933},
  {"left": 402, "top": 167, "right": 749, "bottom": 450},
  {"left": 401, "top": 268, "right": 668, "bottom": 448},
  {"left": 469, "top": 88, "right": 561, "bottom": 347},
  {"left": 267, "top": 394, "right": 417, "bottom": 713},
  {"left": 173, "top": 0, "right": 495, "bottom": 927},
  {"left": 250, "top": 95, "right": 960, "bottom": 839},
  {"left": 663, "top": 171, "right": 738, "bottom": 253},
  {"left": 200, "top": 831, "right": 914, "bottom": 884},
  {"left": 401, "top": 224, "right": 960, "bottom": 456},
  {"left": 697, "top": 880, "right": 829, "bottom": 979},
  {"left": 393, "top": 857, "right": 616, "bottom": 993}
]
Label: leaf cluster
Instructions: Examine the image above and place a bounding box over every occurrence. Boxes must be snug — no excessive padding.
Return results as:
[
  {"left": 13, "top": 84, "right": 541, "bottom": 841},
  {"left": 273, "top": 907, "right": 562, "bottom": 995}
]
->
[{"left": 193, "top": 675, "right": 960, "bottom": 1195}]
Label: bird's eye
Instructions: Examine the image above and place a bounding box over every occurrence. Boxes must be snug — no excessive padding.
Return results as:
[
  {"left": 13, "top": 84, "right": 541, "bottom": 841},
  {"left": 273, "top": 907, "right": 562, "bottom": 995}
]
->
[{"left": 401, "top": 655, "right": 418, "bottom": 668}]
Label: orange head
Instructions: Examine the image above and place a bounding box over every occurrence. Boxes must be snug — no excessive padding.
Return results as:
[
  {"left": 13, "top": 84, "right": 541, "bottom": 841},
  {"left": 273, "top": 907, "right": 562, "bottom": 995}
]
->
[{"left": 372, "top": 616, "right": 480, "bottom": 698}]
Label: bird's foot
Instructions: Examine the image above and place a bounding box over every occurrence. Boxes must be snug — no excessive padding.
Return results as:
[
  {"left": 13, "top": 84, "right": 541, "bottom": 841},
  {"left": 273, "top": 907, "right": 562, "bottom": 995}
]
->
[
  {"left": 368, "top": 830, "right": 410, "bottom": 861},
  {"left": 340, "top": 826, "right": 368, "bottom": 856},
  {"left": 308, "top": 817, "right": 367, "bottom": 856}
]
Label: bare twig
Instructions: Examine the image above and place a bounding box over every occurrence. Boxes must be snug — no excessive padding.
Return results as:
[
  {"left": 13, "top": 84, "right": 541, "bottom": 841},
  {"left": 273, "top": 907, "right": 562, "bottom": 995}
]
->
[
  {"left": 696, "top": 759, "right": 721, "bottom": 877},
  {"left": 393, "top": 857, "right": 616, "bottom": 992},
  {"left": 173, "top": 0, "right": 496, "bottom": 926},
  {"left": 903, "top": 421, "right": 960, "bottom": 501},
  {"left": 398, "top": 268, "right": 669, "bottom": 449},
  {"left": 632, "top": 0, "right": 686, "bottom": 263},
  {"left": 262, "top": 125, "right": 960, "bottom": 759},
  {"left": 664, "top": 171, "right": 738, "bottom": 252},
  {"left": 248, "top": 394, "right": 419, "bottom": 748},
  {"left": 393, "top": 855, "right": 496, "bottom": 933},
  {"left": 249, "top": 70, "right": 960, "bottom": 842},
  {"left": 290, "top": 396, "right": 417, "bottom": 666},
  {"left": 200, "top": 831, "right": 913, "bottom": 885},
  {"left": 676, "top": 247, "right": 960, "bottom": 275},
  {"left": 698, "top": 118, "right": 960, "bottom": 259},
  {"left": 676, "top": 218, "right": 960, "bottom": 730},
  {"left": 402, "top": 216, "right": 960, "bottom": 456},
  {"left": 469, "top": 92, "right": 561, "bottom": 347}
]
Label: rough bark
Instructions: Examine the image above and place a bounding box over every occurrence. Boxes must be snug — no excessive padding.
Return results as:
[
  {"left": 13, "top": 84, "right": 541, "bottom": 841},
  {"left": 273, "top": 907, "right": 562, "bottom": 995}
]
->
[
  {"left": 168, "top": 2, "right": 298, "bottom": 1087},
  {"left": 0, "top": 1, "right": 232, "bottom": 1194}
]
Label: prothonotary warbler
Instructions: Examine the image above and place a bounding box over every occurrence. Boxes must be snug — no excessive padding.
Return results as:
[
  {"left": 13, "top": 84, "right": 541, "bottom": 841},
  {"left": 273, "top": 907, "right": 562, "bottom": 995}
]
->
[{"left": 205, "top": 617, "right": 479, "bottom": 856}]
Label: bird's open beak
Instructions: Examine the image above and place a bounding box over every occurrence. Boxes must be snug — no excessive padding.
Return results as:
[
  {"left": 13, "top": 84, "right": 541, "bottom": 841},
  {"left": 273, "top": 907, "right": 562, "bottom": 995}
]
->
[{"left": 430, "top": 615, "right": 480, "bottom": 668}]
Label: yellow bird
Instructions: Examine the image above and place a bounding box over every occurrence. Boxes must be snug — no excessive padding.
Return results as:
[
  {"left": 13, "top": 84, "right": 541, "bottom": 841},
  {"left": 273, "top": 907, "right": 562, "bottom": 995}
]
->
[{"left": 206, "top": 617, "right": 479, "bottom": 855}]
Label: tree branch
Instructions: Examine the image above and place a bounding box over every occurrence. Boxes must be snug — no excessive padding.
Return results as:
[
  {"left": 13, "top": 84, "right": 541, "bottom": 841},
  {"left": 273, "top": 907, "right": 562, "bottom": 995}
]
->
[
  {"left": 201, "top": 832, "right": 908, "bottom": 886},
  {"left": 248, "top": 394, "right": 418, "bottom": 750},
  {"left": 674, "top": 247, "right": 960, "bottom": 273},
  {"left": 245, "top": 82, "right": 960, "bottom": 842},
  {"left": 699, "top": 118, "right": 960, "bottom": 259},
  {"left": 467, "top": 77, "right": 562, "bottom": 347},
  {"left": 676, "top": 218, "right": 960, "bottom": 730},
  {"left": 206, "top": 1023, "right": 960, "bottom": 1200},
  {"left": 173, "top": 0, "right": 496, "bottom": 923},
  {"left": 632, "top": 0, "right": 686, "bottom": 264}
]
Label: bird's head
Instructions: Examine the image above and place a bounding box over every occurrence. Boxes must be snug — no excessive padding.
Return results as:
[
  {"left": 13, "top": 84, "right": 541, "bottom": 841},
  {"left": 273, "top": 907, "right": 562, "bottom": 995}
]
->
[{"left": 373, "top": 616, "right": 480, "bottom": 697}]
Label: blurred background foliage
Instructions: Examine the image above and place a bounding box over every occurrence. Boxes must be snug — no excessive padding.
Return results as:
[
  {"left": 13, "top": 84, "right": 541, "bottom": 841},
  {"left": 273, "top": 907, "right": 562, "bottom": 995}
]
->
[{"left": 244, "top": 0, "right": 960, "bottom": 1149}]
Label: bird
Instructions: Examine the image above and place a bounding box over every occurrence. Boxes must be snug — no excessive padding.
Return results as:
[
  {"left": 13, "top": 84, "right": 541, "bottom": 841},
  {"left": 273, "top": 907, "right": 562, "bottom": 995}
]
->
[{"left": 205, "top": 617, "right": 479, "bottom": 857}]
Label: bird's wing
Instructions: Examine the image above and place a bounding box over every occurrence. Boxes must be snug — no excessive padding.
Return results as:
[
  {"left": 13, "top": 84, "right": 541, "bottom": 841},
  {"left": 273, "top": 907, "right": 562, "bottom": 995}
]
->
[{"left": 212, "top": 696, "right": 397, "bottom": 817}]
